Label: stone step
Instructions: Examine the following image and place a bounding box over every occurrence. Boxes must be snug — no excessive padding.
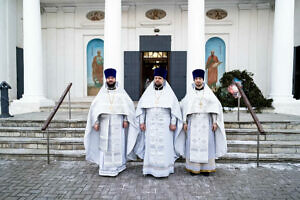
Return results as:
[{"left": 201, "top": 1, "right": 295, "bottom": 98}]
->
[
  {"left": 0, "top": 137, "right": 84, "bottom": 150},
  {"left": 40, "top": 105, "right": 91, "bottom": 112},
  {"left": 1, "top": 127, "right": 300, "bottom": 141},
  {"left": 0, "top": 149, "right": 299, "bottom": 163},
  {"left": 0, "top": 120, "right": 87, "bottom": 128},
  {"left": 1, "top": 119, "right": 300, "bottom": 129},
  {"left": 40, "top": 99, "right": 139, "bottom": 112},
  {"left": 225, "top": 121, "right": 300, "bottom": 129},
  {"left": 220, "top": 152, "right": 300, "bottom": 163},
  {"left": 0, "top": 127, "right": 85, "bottom": 138},
  {"left": 227, "top": 140, "right": 300, "bottom": 154},
  {"left": 60, "top": 101, "right": 93, "bottom": 106},
  {"left": 1, "top": 136, "right": 300, "bottom": 154},
  {"left": 0, "top": 148, "right": 85, "bottom": 161},
  {"left": 226, "top": 128, "right": 300, "bottom": 141}
]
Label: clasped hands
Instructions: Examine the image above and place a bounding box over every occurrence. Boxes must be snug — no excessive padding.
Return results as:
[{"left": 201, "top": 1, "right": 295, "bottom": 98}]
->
[
  {"left": 183, "top": 123, "right": 217, "bottom": 132},
  {"left": 140, "top": 123, "right": 177, "bottom": 132},
  {"left": 93, "top": 121, "right": 129, "bottom": 131}
]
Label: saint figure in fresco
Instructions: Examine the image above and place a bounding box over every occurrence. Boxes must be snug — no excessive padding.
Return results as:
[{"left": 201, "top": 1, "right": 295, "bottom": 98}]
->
[
  {"left": 206, "top": 51, "right": 222, "bottom": 90},
  {"left": 92, "top": 50, "right": 104, "bottom": 86}
]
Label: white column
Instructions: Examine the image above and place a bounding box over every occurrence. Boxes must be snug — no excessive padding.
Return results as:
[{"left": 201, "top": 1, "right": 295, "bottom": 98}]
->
[
  {"left": 23, "top": 0, "right": 45, "bottom": 98},
  {"left": 269, "top": 0, "right": 300, "bottom": 115},
  {"left": 104, "top": 0, "right": 123, "bottom": 86},
  {"left": 10, "top": 0, "right": 53, "bottom": 114},
  {"left": 0, "top": 1, "right": 8, "bottom": 85},
  {"left": 0, "top": 0, "right": 17, "bottom": 100},
  {"left": 270, "top": 0, "right": 294, "bottom": 100},
  {"left": 186, "top": 0, "right": 205, "bottom": 88}
]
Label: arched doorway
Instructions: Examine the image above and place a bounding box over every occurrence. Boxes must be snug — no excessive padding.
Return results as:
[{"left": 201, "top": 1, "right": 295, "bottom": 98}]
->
[
  {"left": 205, "top": 37, "right": 226, "bottom": 91},
  {"left": 87, "top": 38, "right": 104, "bottom": 96}
]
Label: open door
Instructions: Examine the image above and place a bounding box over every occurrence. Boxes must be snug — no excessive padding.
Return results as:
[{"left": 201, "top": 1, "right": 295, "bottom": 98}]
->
[{"left": 141, "top": 51, "right": 170, "bottom": 95}]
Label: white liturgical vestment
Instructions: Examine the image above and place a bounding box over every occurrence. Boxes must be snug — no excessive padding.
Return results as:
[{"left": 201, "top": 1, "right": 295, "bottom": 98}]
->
[
  {"left": 129, "top": 81, "right": 183, "bottom": 177},
  {"left": 84, "top": 83, "right": 138, "bottom": 176},
  {"left": 178, "top": 83, "right": 227, "bottom": 173}
]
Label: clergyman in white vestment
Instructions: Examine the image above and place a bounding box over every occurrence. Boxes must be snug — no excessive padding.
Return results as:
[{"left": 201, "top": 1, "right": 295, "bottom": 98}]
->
[
  {"left": 178, "top": 69, "right": 227, "bottom": 175},
  {"left": 84, "top": 68, "right": 138, "bottom": 176},
  {"left": 132, "top": 67, "right": 183, "bottom": 177}
]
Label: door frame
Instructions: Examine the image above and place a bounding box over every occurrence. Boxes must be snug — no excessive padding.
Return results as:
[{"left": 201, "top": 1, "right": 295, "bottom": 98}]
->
[
  {"left": 139, "top": 51, "right": 171, "bottom": 96},
  {"left": 83, "top": 35, "right": 104, "bottom": 96}
]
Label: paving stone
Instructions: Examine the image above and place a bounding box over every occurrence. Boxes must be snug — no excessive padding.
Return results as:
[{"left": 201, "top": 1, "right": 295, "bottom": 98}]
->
[{"left": 0, "top": 161, "right": 299, "bottom": 199}]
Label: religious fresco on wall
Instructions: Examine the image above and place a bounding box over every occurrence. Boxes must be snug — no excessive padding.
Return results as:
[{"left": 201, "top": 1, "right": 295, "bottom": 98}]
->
[
  {"left": 145, "top": 9, "right": 167, "bottom": 20},
  {"left": 87, "top": 39, "right": 104, "bottom": 96},
  {"left": 86, "top": 10, "right": 105, "bottom": 21},
  {"left": 205, "top": 37, "right": 226, "bottom": 91},
  {"left": 206, "top": 9, "right": 228, "bottom": 20}
]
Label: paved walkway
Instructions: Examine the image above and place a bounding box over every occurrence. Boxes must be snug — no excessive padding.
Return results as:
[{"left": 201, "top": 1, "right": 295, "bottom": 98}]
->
[
  {"left": 0, "top": 161, "right": 299, "bottom": 200},
  {"left": 2, "top": 111, "right": 300, "bottom": 122}
]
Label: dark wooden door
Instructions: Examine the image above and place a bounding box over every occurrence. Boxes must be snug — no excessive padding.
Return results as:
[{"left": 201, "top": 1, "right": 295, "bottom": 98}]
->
[
  {"left": 169, "top": 51, "right": 187, "bottom": 101},
  {"left": 16, "top": 47, "right": 24, "bottom": 99},
  {"left": 124, "top": 51, "right": 140, "bottom": 101},
  {"left": 293, "top": 46, "right": 300, "bottom": 99}
]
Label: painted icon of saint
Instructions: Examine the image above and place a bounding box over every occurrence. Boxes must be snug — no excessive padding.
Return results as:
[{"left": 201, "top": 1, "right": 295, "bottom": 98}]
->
[
  {"left": 206, "top": 50, "right": 222, "bottom": 90},
  {"left": 92, "top": 50, "right": 103, "bottom": 86}
]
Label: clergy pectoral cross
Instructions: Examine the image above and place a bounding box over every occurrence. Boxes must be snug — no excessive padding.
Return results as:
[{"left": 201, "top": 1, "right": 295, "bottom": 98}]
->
[
  {"left": 154, "top": 91, "right": 162, "bottom": 106},
  {"left": 199, "top": 101, "right": 203, "bottom": 108},
  {"left": 108, "top": 92, "right": 115, "bottom": 111}
]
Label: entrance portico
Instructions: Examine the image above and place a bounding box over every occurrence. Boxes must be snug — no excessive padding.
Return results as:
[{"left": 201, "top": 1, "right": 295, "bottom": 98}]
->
[{"left": 3, "top": 0, "right": 299, "bottom": 116}]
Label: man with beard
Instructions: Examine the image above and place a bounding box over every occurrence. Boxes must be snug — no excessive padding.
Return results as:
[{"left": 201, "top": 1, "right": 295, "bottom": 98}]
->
[
  {"left": 84, "top": 68, "right": 138, "bottom": 176},
  {"left": 132, "top": 67, "right": 183, "bottom": 177},
  {"left": 178, "top": 69, "right": 227, "bottom": 175}
]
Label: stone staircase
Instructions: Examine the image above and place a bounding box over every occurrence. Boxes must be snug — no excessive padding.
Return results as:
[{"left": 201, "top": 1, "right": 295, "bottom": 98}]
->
[
  {"left": 40, "top": 97, "right": 94, "bottom": 112},
  {"left": 0, "top": 121, "right": 85, "bottom": 161},
  {"left": 0, "top": 115, "right": 300, "bottom": 163}
]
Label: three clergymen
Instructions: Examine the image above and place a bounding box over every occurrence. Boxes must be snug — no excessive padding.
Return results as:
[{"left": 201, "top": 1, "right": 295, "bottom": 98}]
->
[{"left": 84, "top": 67, "right": 227, "bottom": 177}]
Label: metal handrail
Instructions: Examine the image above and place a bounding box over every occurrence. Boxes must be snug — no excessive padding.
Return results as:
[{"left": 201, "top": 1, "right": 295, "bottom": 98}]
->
[
  {"left": 232, "top": 80, "right": 265, "bottom": 167},
  {"left": 41, "top": 82, "right": 72, "bottom": 164}
]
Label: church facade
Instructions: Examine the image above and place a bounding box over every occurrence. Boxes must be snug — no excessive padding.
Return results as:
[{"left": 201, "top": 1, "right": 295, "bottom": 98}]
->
[{"left": 0, "top": 0, "right": 300, "bottom": 115}]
